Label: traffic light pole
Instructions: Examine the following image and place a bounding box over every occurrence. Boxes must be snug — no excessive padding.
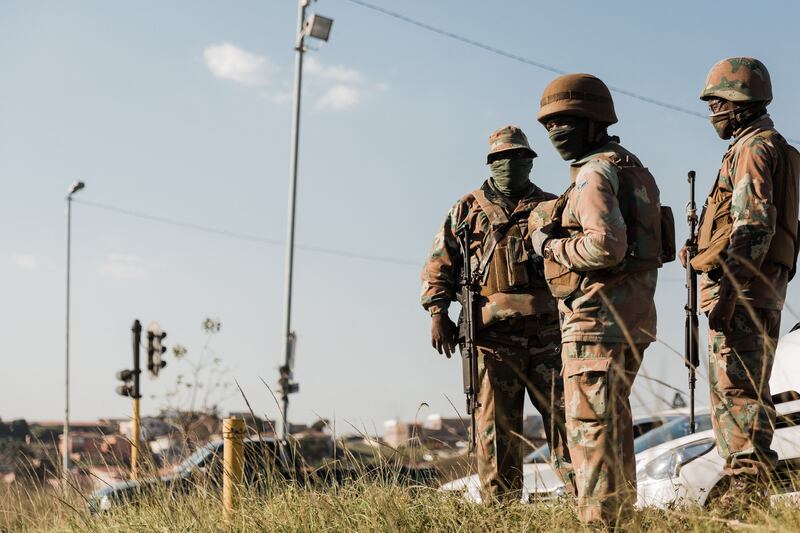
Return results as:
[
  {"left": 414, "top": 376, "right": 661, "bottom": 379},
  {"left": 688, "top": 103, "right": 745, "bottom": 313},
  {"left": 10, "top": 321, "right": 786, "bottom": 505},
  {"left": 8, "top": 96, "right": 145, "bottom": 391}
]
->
[{"left": 131, "top": 320, "right": 142, "bottom": 480}]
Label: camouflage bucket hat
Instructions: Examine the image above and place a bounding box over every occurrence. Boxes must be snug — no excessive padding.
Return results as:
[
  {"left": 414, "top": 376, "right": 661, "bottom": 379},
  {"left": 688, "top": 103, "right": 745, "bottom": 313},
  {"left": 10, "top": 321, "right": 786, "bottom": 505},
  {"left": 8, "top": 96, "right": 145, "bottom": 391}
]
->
[
  {"left": 537, "top": 73, "right": 617, "bottom": 125},
  {"left": 487, "top": 125, "right": 536, "bottom": 163},
  {"left": 700, "top": 57, "right": 772, "bottom": 104}
]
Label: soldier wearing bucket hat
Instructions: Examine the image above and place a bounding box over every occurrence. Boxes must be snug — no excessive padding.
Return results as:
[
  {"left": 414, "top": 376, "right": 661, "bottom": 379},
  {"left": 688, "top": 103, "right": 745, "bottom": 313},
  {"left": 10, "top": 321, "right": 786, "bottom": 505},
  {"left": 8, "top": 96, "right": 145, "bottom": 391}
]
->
[{"left": 421, "top": 125, "right": 575, "bottom": 502}]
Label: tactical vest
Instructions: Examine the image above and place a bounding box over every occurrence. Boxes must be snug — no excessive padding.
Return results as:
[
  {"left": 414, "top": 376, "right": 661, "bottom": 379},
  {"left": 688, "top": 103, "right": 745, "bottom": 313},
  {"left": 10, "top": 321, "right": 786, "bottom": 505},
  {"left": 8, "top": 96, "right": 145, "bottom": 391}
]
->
[
  {"left": 470, "top": 188, "right": 548, "bottom": 297},
  {"left": 543, "top": 149, "right": 671, "bottom": 298},
  {"left": 692, "top": 130, "right": 800, "bottom": 276}
]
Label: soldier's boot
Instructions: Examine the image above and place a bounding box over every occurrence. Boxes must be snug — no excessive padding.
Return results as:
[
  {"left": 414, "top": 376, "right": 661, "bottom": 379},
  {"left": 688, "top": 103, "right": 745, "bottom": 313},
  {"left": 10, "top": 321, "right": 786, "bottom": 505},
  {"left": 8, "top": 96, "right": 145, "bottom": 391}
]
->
[{"left": 713, "top": 474, "right": 769, "bottom": 517}]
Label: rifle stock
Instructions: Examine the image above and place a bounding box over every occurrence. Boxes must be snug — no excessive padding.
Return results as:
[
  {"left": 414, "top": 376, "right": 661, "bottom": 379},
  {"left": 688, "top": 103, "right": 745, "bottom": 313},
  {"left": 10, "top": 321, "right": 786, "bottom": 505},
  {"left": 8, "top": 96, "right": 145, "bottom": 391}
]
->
[
  {"left": 457, "top": 222, "right": 480, "bottom": 451},
  {"left": 685, "top": 170, "right": 700, "bottom": 433}
]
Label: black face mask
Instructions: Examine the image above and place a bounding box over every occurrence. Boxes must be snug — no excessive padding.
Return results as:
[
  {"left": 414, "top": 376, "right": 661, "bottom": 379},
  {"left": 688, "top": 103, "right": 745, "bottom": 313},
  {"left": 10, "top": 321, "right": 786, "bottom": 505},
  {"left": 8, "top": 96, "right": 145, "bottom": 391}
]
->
[
  {"left": 709, "top": 101, "right": 766, "bottom": 140},
  {"left": 547, "top": 120, "right": 592, "bottom": 161},
  {"left": 489, "top": 158, "right": 533, "bottom": 196},
  {"left": 709, "top": 110, "right": 734, "bottom": 140}
]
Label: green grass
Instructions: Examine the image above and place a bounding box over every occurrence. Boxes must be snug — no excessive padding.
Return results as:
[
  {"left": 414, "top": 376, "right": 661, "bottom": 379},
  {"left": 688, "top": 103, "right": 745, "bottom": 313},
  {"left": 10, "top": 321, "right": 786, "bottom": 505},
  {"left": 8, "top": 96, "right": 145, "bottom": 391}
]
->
[{"left": 3, "top": 478, "right": 800, "bottom": 532}]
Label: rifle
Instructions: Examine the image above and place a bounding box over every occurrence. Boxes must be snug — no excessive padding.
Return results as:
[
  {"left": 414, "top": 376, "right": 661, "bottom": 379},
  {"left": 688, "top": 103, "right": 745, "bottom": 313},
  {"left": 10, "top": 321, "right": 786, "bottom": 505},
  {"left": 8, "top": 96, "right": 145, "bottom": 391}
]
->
[
  {"left": 456, "top": 222, "right": 480, "bottom": 451},
  {"left": 684, "top": 170, "right": 700, "bottom": 434}
]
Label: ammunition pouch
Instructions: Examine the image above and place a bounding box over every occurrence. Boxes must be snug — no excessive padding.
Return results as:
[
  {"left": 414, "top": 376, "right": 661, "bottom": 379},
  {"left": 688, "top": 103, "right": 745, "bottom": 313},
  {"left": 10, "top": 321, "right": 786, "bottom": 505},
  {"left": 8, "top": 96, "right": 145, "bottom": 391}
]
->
[
  {"left": 539, "top": 188, "right": 583, "bottom": 299},
  {"left": 659, "top": 206, "right": 677, "bottom": 264},
  {"left": 691, "top": 177, "right": 732, "bottom": 273},
  {"left": 470, "top": 188, "right": 548, "bottom": 298},
  {"left": 544, "top": 256, "right": 583, "bottom": 299}
]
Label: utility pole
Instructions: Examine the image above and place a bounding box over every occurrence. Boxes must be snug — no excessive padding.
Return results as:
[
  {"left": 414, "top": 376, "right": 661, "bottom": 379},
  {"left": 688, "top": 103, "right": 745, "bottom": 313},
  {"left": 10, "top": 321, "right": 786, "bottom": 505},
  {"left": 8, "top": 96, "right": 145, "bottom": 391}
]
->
[
  {"left": 63, "top": 180, "right": 85, "bottom": 486},
  {"left": 279, "top": 0, "right": 333, "bottom": 441}
]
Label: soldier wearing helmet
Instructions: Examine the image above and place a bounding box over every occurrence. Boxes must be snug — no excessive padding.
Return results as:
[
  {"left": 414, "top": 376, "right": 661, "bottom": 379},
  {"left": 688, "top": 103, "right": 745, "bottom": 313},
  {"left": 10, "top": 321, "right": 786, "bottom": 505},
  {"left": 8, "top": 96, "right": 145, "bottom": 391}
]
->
[
  {"left": 681, "top": 57, "right": 800, "bottom": 512},
  {"left": 421, "top": 125, "right": 575, "bottom": 502},
  {"left": 530, "top": 74, "right": 663, "bottom": 526}
]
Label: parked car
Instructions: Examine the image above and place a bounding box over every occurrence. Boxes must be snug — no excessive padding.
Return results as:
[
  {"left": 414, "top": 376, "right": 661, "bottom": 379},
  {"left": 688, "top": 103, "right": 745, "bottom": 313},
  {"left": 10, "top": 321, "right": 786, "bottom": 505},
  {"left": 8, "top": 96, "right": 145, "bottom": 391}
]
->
[
  {"left": 88, "top": 435, "right": 437, "bottom": 513},
  {"left": 88, "top": 436, "right": 289, "bottom": 513},
  {"left": 637, "top": 327, "right": 800, "bottom": 508},
  {"left": 636, "top": 398, "right": 800, "bottom": 507},
  {"left": 440, "top": 413, "right": 682, "bottom": 502}
]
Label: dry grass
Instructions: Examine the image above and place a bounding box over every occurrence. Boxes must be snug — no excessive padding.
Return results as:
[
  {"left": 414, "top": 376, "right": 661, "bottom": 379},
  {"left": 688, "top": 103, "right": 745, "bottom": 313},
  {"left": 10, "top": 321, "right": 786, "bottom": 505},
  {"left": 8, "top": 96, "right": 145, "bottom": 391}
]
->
[{"left": 2, "top": 477, "right": 800, "bottom": 533}]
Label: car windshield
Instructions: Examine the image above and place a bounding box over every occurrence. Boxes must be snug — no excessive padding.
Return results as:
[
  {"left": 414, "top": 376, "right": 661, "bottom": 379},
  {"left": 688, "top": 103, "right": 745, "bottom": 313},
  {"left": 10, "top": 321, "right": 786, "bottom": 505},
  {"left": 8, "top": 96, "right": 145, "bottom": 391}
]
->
[
  {"left": 633, "top": 414, "right": 712, "bottom": 454},
  {"left": 524, "top": 443, "right": 551, "bottom": 463},
  {"left": 523, "top": 415, "right": 686, "bottom": 463},
  {"left": 174, "top": 443, "right": 216, "bottom": 473}
]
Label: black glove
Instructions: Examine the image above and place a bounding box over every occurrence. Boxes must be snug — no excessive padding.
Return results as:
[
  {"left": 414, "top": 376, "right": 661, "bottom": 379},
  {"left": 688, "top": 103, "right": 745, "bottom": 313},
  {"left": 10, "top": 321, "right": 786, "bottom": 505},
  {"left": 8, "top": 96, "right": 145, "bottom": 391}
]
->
[{"left": 431, "top": 313, "right": 458, "bottom": 358}]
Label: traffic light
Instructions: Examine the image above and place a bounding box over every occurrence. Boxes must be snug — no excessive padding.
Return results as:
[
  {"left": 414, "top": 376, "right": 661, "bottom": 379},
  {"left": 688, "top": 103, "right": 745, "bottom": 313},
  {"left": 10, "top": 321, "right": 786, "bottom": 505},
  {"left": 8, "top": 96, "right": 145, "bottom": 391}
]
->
[
  {"left": 147, "top": 322, "right": 167, "bottom": 376},
  {"left": 116, "top": 369, "right": 137, "bottom": 397}
]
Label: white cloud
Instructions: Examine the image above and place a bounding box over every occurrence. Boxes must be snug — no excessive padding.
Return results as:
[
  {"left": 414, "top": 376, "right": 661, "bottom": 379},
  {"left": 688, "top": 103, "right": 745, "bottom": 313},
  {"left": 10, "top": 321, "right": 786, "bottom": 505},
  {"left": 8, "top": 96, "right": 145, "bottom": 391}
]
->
[
  {"left": 316, "top": 85, "right": 360, "bottom": 110},
  {"left": 98, "top": 254, "right": 147, "bottom": 281},
  {"left": 305, "top": 57, "right": 362, "bottom": 83},
  {"left": 11, "top": 253, "right": 37, "bottom": 270},
  {"left": 203, "top": 43, "right": 272, "bottom": 86}
]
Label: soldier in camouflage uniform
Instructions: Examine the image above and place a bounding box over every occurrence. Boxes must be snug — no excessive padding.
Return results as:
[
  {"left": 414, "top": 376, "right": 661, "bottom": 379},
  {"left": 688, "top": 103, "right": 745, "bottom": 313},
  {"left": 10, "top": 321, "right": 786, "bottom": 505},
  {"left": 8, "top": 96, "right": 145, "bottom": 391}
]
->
[
  {"left": 531, "top": 74, "right": 662, "bottom": 526},
  {"left": 421, "top": 125, "right": 575, "bottom": 502},
  {"left": 680, "top": 57, "right": 800, "bottom": 509}
]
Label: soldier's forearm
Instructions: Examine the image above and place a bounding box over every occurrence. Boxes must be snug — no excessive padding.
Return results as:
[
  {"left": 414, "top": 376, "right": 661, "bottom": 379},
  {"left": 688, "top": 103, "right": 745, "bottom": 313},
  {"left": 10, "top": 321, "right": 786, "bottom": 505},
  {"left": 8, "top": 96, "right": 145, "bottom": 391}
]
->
[{"left": 549, "top": 234, "right": 627, "bottom": 271}]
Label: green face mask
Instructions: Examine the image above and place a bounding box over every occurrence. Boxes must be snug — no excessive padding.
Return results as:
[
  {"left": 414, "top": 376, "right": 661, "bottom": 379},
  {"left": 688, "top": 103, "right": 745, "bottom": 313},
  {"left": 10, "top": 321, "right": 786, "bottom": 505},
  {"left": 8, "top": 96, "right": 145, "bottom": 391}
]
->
[
  {"left": 490, "top": 158, "right": 533, "bottom": 196},
  {"left": 547, "top": 121, "right": 591, "bottom": 161}
]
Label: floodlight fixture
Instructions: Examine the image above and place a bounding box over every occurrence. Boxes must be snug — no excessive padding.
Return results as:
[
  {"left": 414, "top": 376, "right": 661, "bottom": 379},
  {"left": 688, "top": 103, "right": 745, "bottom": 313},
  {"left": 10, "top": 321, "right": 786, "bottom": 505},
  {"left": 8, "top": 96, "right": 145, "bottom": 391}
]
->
[
  {"left": 304, "top": 14, "right": 333, "bottom": 41},
  {"left": 67, "top": 181, "right": 85, "bottom": 196}
]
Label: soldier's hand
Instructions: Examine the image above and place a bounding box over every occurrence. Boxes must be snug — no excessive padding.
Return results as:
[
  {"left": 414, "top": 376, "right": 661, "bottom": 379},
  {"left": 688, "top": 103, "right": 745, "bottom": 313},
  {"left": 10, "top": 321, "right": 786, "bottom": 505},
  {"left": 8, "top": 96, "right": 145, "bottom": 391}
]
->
[
  {"left": 678, "top": 245, "right": 688, "bottom": 268},
  {"left": 431, "top": 314, "right": 458, "bottom": 358},
  {"left": 531, "top": 223, "right": 557, "bottom": 257}
]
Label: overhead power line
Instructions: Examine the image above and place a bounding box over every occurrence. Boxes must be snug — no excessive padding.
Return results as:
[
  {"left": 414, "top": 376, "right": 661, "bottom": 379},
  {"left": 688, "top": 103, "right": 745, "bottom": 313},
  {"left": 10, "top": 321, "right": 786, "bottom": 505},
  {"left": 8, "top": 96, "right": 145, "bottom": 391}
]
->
[
  {"left": 342, "top": 0, "right": 800, "bottom": 144},
  {"left": 73, "top": 198, "right": 687, "bottom": 283},
  {"left": 73, "top": 198, "right": 422, "bottom": 268}
]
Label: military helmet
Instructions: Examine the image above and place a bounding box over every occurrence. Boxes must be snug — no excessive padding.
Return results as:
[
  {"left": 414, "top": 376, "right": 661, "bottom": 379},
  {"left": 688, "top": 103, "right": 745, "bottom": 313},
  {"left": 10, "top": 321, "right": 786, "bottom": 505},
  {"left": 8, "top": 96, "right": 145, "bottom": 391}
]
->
[
  {"left": 486, "top": 125, "right": 536, "bottom": 163},
  {"left": 537, "top": 73, "right": 618, "bottom": 125},
  {"left": 699, "top": 57, "right": 772, "bottom": 104}
]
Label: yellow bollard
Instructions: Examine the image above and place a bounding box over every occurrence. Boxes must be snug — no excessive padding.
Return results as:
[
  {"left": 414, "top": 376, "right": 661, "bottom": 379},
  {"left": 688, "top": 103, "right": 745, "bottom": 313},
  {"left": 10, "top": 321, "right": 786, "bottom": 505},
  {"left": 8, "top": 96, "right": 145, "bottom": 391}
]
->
[
  {"left": 223, "top": 417, "right": 246, "bottom": 520},
  {"left": 131, "top": 397, "right": 140, "bottom": 480}
]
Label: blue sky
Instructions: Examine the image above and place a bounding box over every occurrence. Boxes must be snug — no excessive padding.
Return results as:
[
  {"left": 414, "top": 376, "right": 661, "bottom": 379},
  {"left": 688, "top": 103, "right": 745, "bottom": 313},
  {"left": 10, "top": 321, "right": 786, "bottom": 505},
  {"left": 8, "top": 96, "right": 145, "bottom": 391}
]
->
[{"left": 2, "top": 0, "right": 800, "bottom": 429}]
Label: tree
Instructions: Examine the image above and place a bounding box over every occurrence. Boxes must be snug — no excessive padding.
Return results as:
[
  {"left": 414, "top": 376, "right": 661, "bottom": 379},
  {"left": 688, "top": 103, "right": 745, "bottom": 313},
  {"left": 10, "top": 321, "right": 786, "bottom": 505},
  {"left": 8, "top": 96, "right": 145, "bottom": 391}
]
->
[{"left": 157, "top": 318, "right": 234, "bottom": 448}]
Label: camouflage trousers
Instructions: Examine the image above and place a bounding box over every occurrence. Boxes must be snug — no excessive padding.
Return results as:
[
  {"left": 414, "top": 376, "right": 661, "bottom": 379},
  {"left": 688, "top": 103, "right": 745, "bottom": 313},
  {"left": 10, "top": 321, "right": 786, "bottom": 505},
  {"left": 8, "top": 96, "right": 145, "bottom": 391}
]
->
[
  {"left": 562, "top": 341, "right": 646, "bottom": 525},
  {"left": 475, "top": 315, "right": 574, "bottom": 502},
  {"left": 708, "top": 305, "right": 780, "bottom": 477}
]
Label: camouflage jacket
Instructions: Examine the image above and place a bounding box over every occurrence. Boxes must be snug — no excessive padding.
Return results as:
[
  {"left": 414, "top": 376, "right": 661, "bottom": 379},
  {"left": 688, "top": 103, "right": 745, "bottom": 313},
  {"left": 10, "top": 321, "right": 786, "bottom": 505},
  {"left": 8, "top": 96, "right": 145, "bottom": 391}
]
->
[
  {"left": 421, "top": 180, "right": 558, "bottom": 330},
  {"left": 538, "top": 141, "right": 658, "bottom": 344},
  {"left": 699, "top": 115, "right": 798, "bottom": 312}
]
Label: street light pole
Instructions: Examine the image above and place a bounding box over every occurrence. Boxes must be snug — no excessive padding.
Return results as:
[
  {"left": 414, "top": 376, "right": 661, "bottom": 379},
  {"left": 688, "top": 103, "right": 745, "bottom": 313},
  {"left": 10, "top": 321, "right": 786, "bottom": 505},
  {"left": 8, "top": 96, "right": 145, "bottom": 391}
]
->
[
  {"left": 279, "top": 0, "right": 333, "bottom": 443},
  {"left": 64, "top": 180, "right": 85, "bottom": 486},
  {"left": 280, "top": 0, "right": 308, "bottom": 443}
]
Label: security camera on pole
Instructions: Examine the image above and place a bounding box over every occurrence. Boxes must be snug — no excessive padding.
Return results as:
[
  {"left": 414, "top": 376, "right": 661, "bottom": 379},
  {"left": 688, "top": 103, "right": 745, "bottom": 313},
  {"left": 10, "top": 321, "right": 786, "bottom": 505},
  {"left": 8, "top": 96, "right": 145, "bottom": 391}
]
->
[{"left": 279, "top": 0, "right": 333, "bottom": 442}]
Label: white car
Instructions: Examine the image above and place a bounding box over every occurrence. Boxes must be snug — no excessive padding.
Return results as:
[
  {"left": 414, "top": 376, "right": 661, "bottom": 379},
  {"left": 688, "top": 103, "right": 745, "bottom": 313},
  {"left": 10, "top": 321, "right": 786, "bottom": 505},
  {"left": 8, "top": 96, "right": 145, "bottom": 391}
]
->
[
  {"left": 442, "top": 327, "right": 800, "bottom": 505},
  {"left": 636, "top": 327, "right": 800, "bottom": 508},
  {"left": 440, "top": 413, "right": 682, "bottom": 502}
]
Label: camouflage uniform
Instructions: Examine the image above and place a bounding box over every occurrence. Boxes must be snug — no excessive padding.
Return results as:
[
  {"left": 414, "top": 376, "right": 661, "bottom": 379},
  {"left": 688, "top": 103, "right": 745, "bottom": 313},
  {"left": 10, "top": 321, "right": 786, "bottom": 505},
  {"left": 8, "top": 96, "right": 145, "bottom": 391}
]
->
[
  {"left": 535, "top": 74, "right": 661, "bottom": 525},
  {"left": 695, "top": 58, "right": 800, "bottom": 479},
  {"left": 421, "top": 126, "right": 574, "bottom": 501}
]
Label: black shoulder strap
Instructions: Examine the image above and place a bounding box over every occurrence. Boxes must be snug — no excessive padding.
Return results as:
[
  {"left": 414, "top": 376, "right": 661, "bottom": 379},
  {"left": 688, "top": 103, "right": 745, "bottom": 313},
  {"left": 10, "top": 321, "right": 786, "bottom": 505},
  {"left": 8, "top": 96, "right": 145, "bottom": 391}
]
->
[{"left": 552, "top": 183, "right": 575, "bottom": 222}]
